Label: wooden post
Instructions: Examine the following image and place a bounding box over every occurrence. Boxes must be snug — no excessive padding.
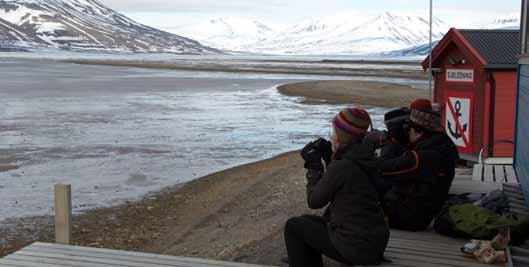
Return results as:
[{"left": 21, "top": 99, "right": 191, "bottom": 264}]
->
[{"left": 55, "top": 183, "right": 72, "bottom": 245}]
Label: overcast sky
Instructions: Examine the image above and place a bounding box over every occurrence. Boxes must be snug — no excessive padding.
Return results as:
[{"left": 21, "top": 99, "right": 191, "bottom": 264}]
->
[{"left": 98, "top": 0, "right": 522, "bottom": 30}]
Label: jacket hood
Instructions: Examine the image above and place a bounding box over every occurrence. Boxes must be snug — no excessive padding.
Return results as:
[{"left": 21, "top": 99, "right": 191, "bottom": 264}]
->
[{"left": 336, "top": 142, "right": 378, "bottom": 170}]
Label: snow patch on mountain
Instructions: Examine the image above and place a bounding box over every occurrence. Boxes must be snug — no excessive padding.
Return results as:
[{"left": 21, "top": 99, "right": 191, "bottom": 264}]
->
[{"left": 174, "top": 17, "right": 275, "bottom": 51}]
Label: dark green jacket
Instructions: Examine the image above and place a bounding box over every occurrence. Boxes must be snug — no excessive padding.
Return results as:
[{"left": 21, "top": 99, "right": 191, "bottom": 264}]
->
[{"left": 306, "top": 142, "right": 389, "bottom": 265}]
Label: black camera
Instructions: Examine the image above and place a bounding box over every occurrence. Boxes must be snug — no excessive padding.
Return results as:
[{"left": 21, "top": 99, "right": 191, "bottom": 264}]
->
[{"left": 301, "top": 138, "right": 333, "bottom": 170}]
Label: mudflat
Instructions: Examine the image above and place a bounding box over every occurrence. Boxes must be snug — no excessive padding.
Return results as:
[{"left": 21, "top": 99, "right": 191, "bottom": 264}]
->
[{"left": 278, "top": 80, "right": 429, "bottom": 107}]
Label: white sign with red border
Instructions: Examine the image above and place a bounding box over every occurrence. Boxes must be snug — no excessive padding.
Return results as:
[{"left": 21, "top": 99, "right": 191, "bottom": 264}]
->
[
  {"left": 446, "top": 69, "right": 474, "bottom": 83},
  {"left": 444, "top": 92, "right": 474, "bottom": 153}
]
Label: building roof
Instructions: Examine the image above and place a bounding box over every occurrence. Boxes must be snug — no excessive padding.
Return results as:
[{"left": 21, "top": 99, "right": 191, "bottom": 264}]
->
[{"left": 459, "top": 29, "right": 520, "bottom": 69}]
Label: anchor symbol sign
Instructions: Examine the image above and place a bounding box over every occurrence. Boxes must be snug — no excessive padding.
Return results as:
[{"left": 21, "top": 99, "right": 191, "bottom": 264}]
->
[
  {"left": 447, "top": 100, "right": 468, "bottom": 140},
  {"left": 446, "top": 94, "right": 473, "bottom": 152}
]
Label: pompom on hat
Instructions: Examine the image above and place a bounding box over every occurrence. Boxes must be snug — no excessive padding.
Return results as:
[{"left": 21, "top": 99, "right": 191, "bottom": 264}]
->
[
  {"left": 332, "top": 108, "right": 371, "bottom": 144},
  {"left": 410, "top": 99, "right": 433, "bottom": 112}
]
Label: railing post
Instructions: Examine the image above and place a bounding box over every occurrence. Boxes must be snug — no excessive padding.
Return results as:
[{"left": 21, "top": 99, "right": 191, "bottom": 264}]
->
[{"left": 55, "top": 183, "right": 72, "bottom": 245}]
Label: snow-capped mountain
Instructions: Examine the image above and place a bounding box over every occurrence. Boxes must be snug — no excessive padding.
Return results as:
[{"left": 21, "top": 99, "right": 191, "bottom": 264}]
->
[
  {"left": 248, "top": 12, "right": 448, "bottom": 55},
  {"left": 174, "top": 17, "right": 275, "bottom": 51},
  {"left": 176, "top": 12, "right": 449, "bottom": 55},
  {"left": 0, "top": 0, "right": 219, "bottom": 53},
  {"left": 487, "top": 13, "right": 520, "bottom": 29}
]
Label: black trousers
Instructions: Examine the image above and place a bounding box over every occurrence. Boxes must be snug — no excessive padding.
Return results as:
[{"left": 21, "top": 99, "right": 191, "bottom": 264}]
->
[{"left": 284, "top": 215, "right": 351, "bottom": 267}]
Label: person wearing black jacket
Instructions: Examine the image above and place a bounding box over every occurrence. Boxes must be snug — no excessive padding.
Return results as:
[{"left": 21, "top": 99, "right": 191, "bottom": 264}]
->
[
  {"left": 284, "top": 108, "right": 389, "bottom": 267},
  {"left": 379, "top": 101, "right": 459, "bottom": 231},
  {"left": 366, "top": 107, "right": 411, "bottom": 201}
]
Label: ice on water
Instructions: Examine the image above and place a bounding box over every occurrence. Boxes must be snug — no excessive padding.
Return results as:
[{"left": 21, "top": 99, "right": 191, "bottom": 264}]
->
[{"left": 0, "top": 59, "right": 392, "bottom": 221}]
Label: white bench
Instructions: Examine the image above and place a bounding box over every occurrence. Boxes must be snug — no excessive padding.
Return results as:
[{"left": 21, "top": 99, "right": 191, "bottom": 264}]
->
[{"left": 472, "top": 164, "right": 519, "bottom": 184}]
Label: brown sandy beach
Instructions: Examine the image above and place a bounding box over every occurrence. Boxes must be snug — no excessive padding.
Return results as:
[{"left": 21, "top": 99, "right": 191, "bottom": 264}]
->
[
  {"left": 278, "top": 80, "right": 428, "bottom": 107},
  {"left": 0, "top": 80, "right": 427, "bottom": 266}
]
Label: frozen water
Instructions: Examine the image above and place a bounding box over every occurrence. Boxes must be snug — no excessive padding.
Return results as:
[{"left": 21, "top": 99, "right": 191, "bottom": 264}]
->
[{"left": 0, "top": 59, "right": 412, "bottom": 222}]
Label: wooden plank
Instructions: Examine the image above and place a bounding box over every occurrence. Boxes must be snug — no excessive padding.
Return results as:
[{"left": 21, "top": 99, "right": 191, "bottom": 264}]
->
[
  {"left": 449, "top": 181, "right": 502, "bottom": 194},
  {"left": 26, "top": 243, "right": 271, "bottom": 267},
  {"left": 483, "top": 165, "right": 494, "bottom": 183},
  {"left": 383, "top": 251, "right": 486, "bottom": 267},
  {"left": 503, "top": 187, "right": 525, "bottom": 198},
  {"left": 377, "top": 258, "right": 460, "bottom": 267},
  {"left": 512, "top": 256, "right": 529, "bottom": 264},
  {"left": 385, "top": 247, "right": 488, "bottom": 267},
  {"left": 7, "top": 254, "right": 131, "bottom": 267},
  {"left": 54, "top": 184, "right": 72, "bottom": 245},
  {"left": 472, "top": 164, "right": 483, "bottom": 181},
  {"left": 12, "top": 251, "right": 189, "bottom": 267},
  {"left": 503, "top": 183, "right": 522, "bottom": 190},
  {"left": 389, "top": 234, "right": 464, "bottom": 247},
  {"left": 454, "top": 174, "right": 474, "bottom": 181},
  {"left": 15, "top": 248, "right": 255, "bottom": 267},
  {"left": 386, "top": 245, "right": 474, "bottom": 260},
  {"left": 512, "top": 247, "right": 529, "bottom": 257},
  {"left": 494, "top": 165, "right": 505, "bottom": 183},
  {"left": 505, "top": 166, "right": 518, "bottom": 184},
  {"left": 508, "top": 197, "right": 529, "bottom": 206},
  {"left": 0, "top": 258, "right": 65, "bottom": 267},
  {"left": 509, "top": 202, "right": 529, "bottom": 211}
]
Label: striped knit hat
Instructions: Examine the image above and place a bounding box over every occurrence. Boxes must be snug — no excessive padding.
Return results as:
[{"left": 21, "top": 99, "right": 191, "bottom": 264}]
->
[
  {"left": 409, "top": 108, "right": 444, "bottom": 133},
  {"left": 332, "top": 108, "right": 371, "bottom": 144}
]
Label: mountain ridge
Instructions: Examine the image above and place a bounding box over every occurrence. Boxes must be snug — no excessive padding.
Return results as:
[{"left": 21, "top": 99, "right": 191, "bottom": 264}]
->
[{"left": 175, "top": 12, "right": 449, "bottom": 56}]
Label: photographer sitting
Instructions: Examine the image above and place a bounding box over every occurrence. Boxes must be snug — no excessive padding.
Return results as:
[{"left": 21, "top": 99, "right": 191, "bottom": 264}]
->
[
  {"left": 378, "top": 100, "right": 459, "bottom": 231},
  {"left": 367, "top": 107, "right": 411, "bottom": 200},
  {"left": 284, "top": 108, "right": 389, "bottom": 267}
]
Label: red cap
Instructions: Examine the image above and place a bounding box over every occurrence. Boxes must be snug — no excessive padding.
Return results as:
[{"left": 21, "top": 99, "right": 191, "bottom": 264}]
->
[{"left": 410, "top": 99, "right": 432, "bottom": 111}]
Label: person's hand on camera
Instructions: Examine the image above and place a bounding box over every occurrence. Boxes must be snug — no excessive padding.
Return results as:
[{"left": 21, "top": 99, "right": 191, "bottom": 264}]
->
[
  {"left": 300, "top": 138, "right": 331, "bottom": 171},
  {"left": 319, "top": 139, "right": 333, "bottom": 166}
]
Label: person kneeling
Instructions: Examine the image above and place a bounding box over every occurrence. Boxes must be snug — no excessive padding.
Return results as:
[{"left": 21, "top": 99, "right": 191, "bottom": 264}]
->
[{"left": 284, "top": 108, "right": 389, "bottom": 267}]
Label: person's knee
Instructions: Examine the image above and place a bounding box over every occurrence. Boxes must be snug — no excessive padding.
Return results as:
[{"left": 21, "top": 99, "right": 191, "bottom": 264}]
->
[
  {"left": 285, "top": 216, "right": 306, "bottom": 238},
  {"left": 285, "top": 217, "right": 301, "bottom": 232}
]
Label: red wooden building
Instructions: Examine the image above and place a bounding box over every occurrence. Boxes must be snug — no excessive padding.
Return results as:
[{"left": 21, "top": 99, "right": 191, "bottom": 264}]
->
[{"left": 422, "top": 28, "right": 520, "bottom": 163}]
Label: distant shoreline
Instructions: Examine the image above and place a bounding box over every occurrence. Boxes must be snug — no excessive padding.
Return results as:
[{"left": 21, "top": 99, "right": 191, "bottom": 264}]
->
[{"left": 60, "top": 59, "right": 429, "bottom": 80}]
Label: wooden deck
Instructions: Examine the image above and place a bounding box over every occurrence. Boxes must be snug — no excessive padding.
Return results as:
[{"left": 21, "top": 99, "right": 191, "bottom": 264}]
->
[
  {"left": 378, "top": 229, "right": 503, "bottom": 267},
  {"left": 472, "top": 164, "right": 519, "bottom": 185},
  {"left": 450, "top": 170, "right": 504, "bottom": 194},
  {"left": 0, "top": 236, "right": 502, "bottom": 267},
  {"left": 0, "top": 242, "right": 274, "bottom": 267}
]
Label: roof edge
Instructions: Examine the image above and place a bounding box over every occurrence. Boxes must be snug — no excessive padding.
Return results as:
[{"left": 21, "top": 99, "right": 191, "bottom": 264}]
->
[
  {"left": 422, "top": 28, "right": 488, "bottom": 70},
  {"left": 458, "top": 29, "right": 520, "bottom": 33}
]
